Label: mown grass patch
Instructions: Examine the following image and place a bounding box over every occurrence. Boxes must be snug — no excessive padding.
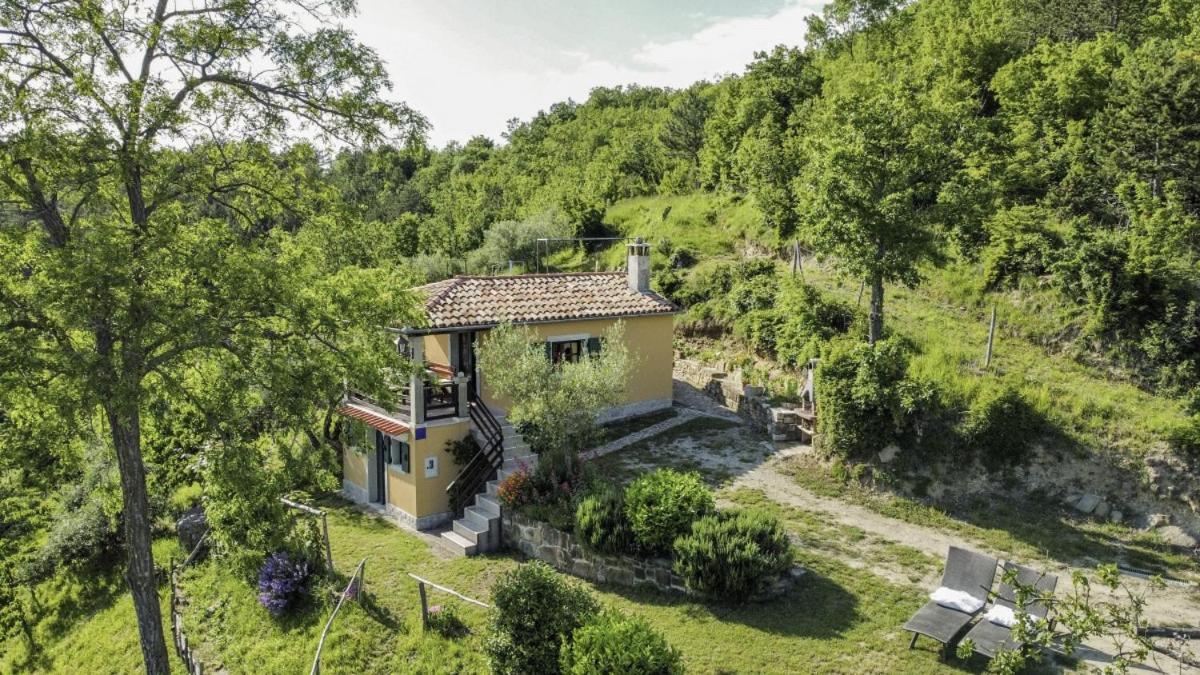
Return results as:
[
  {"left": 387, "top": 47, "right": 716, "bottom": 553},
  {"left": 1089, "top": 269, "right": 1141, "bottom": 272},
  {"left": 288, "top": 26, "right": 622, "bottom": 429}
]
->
[
  {"left": 0, "top": 538, "right": 187, "bottom": 674},
  {"left": 589, "top": 550, "right": 971, "bottom": 674},
  {"left": 176, "top": 497, "right": 518, "bottom": 674}
]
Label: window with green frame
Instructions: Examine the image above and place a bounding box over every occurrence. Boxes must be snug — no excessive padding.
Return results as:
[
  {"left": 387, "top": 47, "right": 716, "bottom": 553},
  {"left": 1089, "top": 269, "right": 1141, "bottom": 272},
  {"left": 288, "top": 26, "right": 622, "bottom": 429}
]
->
[{"left": 387, "top": 436, "right": 411, "bottom": 473}]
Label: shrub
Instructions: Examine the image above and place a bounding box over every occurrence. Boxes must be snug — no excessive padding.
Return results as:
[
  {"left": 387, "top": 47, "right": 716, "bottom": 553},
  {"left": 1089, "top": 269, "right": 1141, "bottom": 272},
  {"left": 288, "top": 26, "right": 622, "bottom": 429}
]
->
[
  {"left": 672, "top": 509, "right": 793, "bottom": 599},
  {"left": 816, "top": 338, "right": 911, "bottom": 461},
  {"left": 497, "top": 464, "right": 535, "bottom": 508},
  {"left": 256, "top": 551, "right": 312, "bottom": 617},
  {"left": 624, "top": 469, "right": 714, "bottom": 555},
  {"left": 36, "top": 498, "right": 119, "bottom": 574},
  {"left": 486, "top": 561, "right": 600, "bottom": 675},
  {"left": 574, "top": 488, "right": 635, "bottom": 555},
  {"left": 560, "top": 612, "right": 684, "bottom": 675},
  {"left": 445, "top": 435, "right": 481, "bottom": 467},
  {"left": 959, "top": 384, "right": 1039, "bottom": 468}
]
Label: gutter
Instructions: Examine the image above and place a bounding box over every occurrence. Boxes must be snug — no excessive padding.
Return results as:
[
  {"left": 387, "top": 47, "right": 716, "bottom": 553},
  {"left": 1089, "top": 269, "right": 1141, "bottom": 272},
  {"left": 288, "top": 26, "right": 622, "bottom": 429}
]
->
[{"left": 392, "top": 308, "right": 682, "bottom": 336}]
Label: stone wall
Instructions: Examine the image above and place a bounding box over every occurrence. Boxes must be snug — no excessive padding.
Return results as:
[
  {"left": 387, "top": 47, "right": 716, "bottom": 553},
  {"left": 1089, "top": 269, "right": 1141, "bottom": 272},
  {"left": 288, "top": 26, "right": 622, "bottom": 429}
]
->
[
  {"left": 500, "top": 509, "right": 692, "bottom": 595},
  {"left": 500, "top": 509, "right": 806, "bottom": 600},
  {"left": 674, "top": 358, "right": 813, "bottom": 442}
]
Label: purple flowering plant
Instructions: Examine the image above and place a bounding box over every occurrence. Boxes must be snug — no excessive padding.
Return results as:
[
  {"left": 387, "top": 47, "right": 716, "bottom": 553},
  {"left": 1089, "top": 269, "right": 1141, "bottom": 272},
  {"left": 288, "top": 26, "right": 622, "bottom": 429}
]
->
[{"left": 257, "top": 551, "right": 312, "bottom": 617}]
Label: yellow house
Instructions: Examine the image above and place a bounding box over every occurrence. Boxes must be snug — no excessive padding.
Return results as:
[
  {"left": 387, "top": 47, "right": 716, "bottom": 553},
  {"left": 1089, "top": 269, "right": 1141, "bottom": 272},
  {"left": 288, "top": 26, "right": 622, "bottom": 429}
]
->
[{"left": 338, "top": 240, "right": 678, "bottom": 554}]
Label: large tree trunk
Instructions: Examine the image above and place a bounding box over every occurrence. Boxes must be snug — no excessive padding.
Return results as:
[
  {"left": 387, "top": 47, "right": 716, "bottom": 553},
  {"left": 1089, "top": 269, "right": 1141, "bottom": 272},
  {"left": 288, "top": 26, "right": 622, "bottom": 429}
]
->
[
  {"left": 105, "top": 401, "right": 170, "bottom": 674},
  {"left": 868, "top": 272, "right": 884, "bottom": 346}
]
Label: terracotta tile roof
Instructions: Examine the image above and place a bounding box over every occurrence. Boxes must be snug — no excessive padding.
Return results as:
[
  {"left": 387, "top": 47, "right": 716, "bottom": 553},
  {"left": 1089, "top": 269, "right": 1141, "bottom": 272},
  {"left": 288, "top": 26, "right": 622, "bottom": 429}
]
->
[
  {"left": 411, "top": 272, "right": 678, "bottom": 330},
  {"left": 336, "top": 401, "right": 409, "bottom": 436}
]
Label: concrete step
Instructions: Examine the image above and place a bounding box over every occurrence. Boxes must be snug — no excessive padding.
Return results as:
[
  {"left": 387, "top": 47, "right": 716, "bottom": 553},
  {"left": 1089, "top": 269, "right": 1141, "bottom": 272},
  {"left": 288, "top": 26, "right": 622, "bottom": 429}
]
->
[
  {"left": 475, "top": 493, "right": 502, "bottom": 516},
  {"left": 441, "top": 530, "right": 477, "bottom": 556},
  {"left": 485, "top": 479, "right": 500, "bottom": 496},
  {"left": 465, "top": 506, "right": 494, "bottom": 531},
  {"left": 453, "top": 517, "right": 488, "bottom": 545}
]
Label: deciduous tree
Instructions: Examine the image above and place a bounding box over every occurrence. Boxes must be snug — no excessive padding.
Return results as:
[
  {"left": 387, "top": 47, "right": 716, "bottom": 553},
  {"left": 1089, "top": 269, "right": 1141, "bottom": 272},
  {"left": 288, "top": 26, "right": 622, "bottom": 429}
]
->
[
  {"left": 0, "top": 2, "right": 422, "bottom": 671},
  {"left": 795, "top": 70, "right": 958, "bottom": 344}
]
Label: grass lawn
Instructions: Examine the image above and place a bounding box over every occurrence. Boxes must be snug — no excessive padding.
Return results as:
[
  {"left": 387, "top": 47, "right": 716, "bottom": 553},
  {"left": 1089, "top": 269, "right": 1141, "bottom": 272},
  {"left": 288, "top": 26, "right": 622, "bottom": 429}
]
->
[
  {"left": 162, "top": 494, "right": 993, "bottom": 674},
  {"left": 0, "top": 538, "right": 188, "bottom": 674}
]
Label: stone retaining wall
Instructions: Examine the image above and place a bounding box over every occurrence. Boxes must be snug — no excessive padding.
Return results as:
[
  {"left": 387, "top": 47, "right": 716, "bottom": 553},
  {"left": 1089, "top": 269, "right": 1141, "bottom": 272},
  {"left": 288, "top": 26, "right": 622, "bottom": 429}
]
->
[
  {"left": 675, "top": 358, "right": 812, "bottom": 442},
  {"left": 501, "top": 509, "right": 692, "bottom": 595},
  {"left": 500, "top": 509, "right": 806, "bottom": 600}
]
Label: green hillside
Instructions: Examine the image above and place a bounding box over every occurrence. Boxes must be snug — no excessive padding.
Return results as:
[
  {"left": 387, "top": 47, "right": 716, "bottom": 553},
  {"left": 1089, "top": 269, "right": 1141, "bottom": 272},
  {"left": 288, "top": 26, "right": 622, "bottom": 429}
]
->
[{"left": 600, "top": 192, "right": 1188, "bottom": 462}]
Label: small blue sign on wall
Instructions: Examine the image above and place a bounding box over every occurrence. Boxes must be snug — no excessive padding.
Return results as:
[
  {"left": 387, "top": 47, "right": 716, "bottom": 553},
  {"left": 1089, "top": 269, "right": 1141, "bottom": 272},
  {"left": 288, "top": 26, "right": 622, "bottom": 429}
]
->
[{"left": 415, "top": 426, "right": 427, "bottom": 440}]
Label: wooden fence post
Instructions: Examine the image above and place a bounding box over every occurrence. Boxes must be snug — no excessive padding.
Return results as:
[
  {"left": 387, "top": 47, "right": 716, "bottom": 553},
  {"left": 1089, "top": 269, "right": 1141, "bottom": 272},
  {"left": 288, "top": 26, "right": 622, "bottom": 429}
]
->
[
  {"left": 984, "top": 305, "right": 997, "bottom": 369},
  {"left": 321, "top": 512, "right": 333, "bottom": 573},
  {"left": 418, "top": 581, "right": 429, "bottom": 629}
]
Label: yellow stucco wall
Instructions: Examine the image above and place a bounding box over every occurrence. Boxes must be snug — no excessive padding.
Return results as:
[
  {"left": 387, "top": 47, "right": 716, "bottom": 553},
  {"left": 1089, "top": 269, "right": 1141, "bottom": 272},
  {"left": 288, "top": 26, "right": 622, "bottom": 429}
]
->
[
  {"left": 343, "top": 446, "right": 367, "bottom": 490},
  {"left": 423, "top": 333, "right": 452, "bottom": 369},
  {"left": 412, "top": 419, "right": 470, "bottom": 517},
  {"left": 478, "top": 314, "right": 675, "bottom": 412},
  {"left": 341, "top": 418, "right": 471, "bottom": 519}
]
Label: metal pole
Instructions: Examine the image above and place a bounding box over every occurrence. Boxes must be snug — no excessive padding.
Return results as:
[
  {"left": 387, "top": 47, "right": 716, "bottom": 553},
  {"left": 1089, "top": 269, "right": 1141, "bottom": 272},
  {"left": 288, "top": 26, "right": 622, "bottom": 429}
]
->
[{"left": 984, "top": 305, "right": 997, "bottom": 368}]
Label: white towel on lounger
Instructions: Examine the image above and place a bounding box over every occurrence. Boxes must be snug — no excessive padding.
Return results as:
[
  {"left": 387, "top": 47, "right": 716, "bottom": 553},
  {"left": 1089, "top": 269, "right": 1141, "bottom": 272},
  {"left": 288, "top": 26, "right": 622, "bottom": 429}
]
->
[
  {"left": 984, "top": 605, "right": 1021, "bottom": 627},
  {"left": 930, "top": 586, "right": 985, "bottom": 613}
]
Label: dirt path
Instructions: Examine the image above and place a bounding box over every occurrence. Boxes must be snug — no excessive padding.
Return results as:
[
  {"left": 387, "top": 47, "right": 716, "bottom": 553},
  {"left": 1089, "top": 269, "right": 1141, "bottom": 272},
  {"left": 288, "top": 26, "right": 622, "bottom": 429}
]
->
[{"left": 671, "top": 382, "right": 1200, "bottom": 672}]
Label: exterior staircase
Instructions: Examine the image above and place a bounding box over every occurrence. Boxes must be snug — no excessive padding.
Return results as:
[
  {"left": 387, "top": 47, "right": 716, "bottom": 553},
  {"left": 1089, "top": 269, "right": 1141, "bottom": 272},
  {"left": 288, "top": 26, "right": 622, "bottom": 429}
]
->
[{"left": 440, "top": 408, "right": 536, "bottom": 556}]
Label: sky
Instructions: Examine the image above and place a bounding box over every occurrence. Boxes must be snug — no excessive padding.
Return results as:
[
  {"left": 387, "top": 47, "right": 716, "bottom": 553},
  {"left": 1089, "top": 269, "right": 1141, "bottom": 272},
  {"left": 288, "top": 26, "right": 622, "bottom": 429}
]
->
[{"left": 349, "top": 0, "right": 823, "bottom": 147}]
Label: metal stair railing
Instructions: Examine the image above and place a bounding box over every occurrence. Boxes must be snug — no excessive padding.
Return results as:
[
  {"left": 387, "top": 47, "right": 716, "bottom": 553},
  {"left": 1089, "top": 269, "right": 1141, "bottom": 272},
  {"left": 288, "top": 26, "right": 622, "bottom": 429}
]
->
[{"left": 446, "top": 401, "right": 505, "bottom": 517}]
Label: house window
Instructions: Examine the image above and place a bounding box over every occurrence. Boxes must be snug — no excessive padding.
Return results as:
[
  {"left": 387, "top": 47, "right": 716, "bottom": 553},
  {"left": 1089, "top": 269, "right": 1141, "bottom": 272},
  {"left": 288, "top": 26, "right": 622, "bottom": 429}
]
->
[
  {"left": 388, "top": 436, "right": 411, "bottom": 473},
  {"left": 549, "top": 339, "right": 584, "bottom": 364},
  {"left": 545, "top": 336, "right": 603, "bottom": 365}
]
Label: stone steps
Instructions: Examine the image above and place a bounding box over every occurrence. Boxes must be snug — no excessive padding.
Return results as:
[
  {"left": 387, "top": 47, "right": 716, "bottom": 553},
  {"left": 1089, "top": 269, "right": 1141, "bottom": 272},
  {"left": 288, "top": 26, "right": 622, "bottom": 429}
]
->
[{"left": 440, "top": 406, "right": 534, "bottom": 557}]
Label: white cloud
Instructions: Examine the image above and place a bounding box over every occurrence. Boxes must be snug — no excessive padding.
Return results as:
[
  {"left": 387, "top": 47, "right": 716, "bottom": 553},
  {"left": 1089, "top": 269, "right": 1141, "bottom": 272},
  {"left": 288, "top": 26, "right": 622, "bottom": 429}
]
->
[{"left": 353, "top": 1, "right": 823, "bottom": 146}]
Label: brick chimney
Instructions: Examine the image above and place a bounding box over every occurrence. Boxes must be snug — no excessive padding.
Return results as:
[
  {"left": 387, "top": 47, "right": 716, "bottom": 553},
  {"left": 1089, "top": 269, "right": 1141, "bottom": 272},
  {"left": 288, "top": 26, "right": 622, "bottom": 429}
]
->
[{"left": 627, "top": 237, "right": 650, "bottom": 293}]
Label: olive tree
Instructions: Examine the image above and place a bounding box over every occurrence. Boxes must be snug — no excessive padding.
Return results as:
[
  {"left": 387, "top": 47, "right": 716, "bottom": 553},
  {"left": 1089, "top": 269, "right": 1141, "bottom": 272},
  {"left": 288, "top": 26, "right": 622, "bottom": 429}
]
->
[{"left": 475, "top": 322, "right": 631, "bottom": 475}]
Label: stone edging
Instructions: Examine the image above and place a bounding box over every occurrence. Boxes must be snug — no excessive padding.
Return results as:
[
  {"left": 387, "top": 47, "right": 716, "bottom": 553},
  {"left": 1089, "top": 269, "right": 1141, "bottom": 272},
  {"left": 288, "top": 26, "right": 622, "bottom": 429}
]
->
[{"left": 580, "top": 408, "right": 699, "bottom": 462}]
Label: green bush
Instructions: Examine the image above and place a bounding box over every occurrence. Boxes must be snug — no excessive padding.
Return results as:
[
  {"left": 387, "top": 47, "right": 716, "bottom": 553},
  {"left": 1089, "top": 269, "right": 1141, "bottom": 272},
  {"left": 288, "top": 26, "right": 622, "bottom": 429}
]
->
[
  {"left": 574, "top": 488, "right": 635, "bottom": 555},
  {"left": 624, "top": 469, "right": 714, "bottom": 555},
  {"left": 560, "top": 612, "right": 684, "bottom": 675},
  {"left": 958, "top": 385, "right": 1039, "bottom": 468},
  {"left": 486, "top": 561, "right": 600, "bottom": 675},
  {"left": 445, "top": 435, "right": 482, "bottom": 467},
  {"left": 672, "top": 509, "right": 793, "bottom": 599},
  {"left": 817, "top": 339, "right": 912, "bottom": 461}
]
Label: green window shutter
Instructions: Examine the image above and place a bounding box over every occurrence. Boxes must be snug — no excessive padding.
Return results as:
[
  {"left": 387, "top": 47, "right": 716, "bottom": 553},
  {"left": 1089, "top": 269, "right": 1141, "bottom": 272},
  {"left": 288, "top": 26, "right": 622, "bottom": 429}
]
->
[
  {"left": 544, "top": 341, "right": 553, "bottom": 361},
  {"left": 586, "top": 337, "right": 601, "bottom": 357},
  {"left": 400, "top": 440, "right": 411, "bottom": 473}
]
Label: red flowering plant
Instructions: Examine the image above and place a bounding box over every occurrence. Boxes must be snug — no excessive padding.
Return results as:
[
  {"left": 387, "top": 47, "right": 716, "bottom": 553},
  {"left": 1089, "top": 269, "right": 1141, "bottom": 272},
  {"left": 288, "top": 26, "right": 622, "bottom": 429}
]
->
[{"left": 497, "top": 462, "right": 535, "bottom": 508}]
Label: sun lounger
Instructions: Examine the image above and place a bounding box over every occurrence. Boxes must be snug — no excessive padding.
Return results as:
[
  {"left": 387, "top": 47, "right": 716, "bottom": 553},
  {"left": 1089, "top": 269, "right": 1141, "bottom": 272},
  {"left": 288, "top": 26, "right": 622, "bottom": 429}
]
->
[
  {"left": 964, "top": 561, "right": 1058, "bottom": 659},
  {"left": 904, "top": 546, "right": 999, "bottom": 655}
]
